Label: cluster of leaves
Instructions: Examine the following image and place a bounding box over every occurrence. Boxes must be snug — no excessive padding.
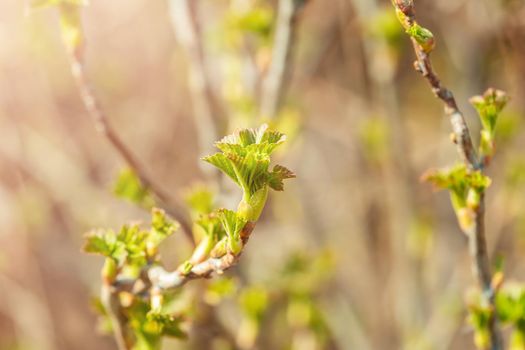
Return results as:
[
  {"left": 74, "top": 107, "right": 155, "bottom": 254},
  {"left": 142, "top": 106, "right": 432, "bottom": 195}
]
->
[
  {"left": 422, "top": 164, "right": 491, "bottom": 233},
  {"left": 84, "top": 209, "right": 186, "bottom": 347},
  {"left": 470, "top": 89, "right": 510, "bottom": 164},
  {"left": 468, "top": 282, "right": 525, "bottom": 350},
  {"left": 422, "top": 89, "right": 508, "bottom": 236},
  {"left": 82, "top": 125, "right": 294, "bottom": 349},
  {"left": 84, "top": 208, "right": 179, "bottom": 278},
  {"left": 203, "top": 124, "right": 295, "bottom": 222}
]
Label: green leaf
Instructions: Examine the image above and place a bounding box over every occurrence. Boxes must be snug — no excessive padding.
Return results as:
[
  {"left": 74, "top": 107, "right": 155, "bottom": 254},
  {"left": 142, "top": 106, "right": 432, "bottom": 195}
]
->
[
  {"left": 193, "top": 212, "right": 226, "bottom": 242},
  {"left": 203, "top": 124, "right": 293, "bottom": 197},
  {"left": 151, "top": 208, "right": 178, "bottom": 237},
  {"left": 113, "top": 168, "right": 155, "bottom": 208},
  {"left": 202, "top": 153, "right": 239, "bottom": 185},
  {"left": 217, "top": 209, "right": 246, "bottom": 240},
  {"left": 83, "top": 229, "right": 126, "bottom": 262},
  {"left": 268, "top": 165, "right": 296, "bottom": 191}
]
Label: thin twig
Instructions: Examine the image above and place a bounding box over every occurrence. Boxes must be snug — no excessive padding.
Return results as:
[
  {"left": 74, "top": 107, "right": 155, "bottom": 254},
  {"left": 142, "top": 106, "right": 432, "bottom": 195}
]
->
[
  {"left": 168, "top": 0, "right": 226, "bottom": 156},
  {"left": 66, "top": 47, "right": 193, "bottom": 244},
  {"left": 260, "top": 0, "right": 307, "bottom": 119},
  {"left": 148, "top": 222, "right": 255, "bottom": 291},
  {"left": 392, "top": 1, "right": 502, "bottom": 349}
]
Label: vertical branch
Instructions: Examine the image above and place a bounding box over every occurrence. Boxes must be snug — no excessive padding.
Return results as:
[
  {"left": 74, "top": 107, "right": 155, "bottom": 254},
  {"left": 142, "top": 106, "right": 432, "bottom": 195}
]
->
[
  {"left": 100, "top": 284, "right": 133, "bottom": 350},
  {"left": 260, "top": 0, "right": 307, "bottom": 119},
  {"left": 168, "top": 0, "right": 226, "bottom": 156},
  {"left": 392, "top": 1, "right": 503, "bottom": 349}
]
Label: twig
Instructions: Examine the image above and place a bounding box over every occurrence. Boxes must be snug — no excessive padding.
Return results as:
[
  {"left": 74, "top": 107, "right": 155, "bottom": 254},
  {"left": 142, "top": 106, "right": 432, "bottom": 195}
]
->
[
  {"left": 148, "top": 222, "right": 255, "bottom": 291},
  {"left": 65, "top": 40, "right": 194, "bottom": 245},
  {"left": 100, "top": 284, "right": 133, "bottom": 350},
  {"left": 168, "top": 0, "right": 226, "bottom": 156},
  {"left": 392, "top": 1, "right": 502, "bottom": 349},
  {"left": 260, "top": 0, "right": 307, "bottom": 119}
]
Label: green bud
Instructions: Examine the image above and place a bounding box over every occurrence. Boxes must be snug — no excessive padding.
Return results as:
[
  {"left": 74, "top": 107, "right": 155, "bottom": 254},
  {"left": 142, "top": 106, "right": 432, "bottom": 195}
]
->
[
  {"left": 470, "top": 88, "right": 509, "bottom": 135},
  {"left": 237, "top": 186, "right": 268, "bottom": 222},
  {"left": 479, "top": 129, "right": 494, "bottom": 159},
  {"left": 228, "top": 236, "right": 243, "bottom": 255},
  {"left": 406, "top": 23, "right": 435, "bottom": 53},
  {"left": 210, "top": 238, "right": 228, "bottom": 258},
  {"left": 457, "top": 207, "right": 475, "bottom": 233},
  {"left": 190, "top": 236, "right": 215, "bottom": 264},
  {"left": 178, "top": 261, "right": 193, "bottom": 276}
]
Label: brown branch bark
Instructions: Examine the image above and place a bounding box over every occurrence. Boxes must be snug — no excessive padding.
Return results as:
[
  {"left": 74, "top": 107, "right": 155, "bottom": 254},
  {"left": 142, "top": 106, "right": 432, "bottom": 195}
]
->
[
  {"left": 392, "top": 1, "right": 502, "bottom": 349},
  {"left": 148, "top": 222, "right": 255, "bottom": 291},
  {"left": 260, "top": 0, "right": 308, "bottom": 119},
  {"left": 66, "top": 52, "right": 194, "bottom": 245}
]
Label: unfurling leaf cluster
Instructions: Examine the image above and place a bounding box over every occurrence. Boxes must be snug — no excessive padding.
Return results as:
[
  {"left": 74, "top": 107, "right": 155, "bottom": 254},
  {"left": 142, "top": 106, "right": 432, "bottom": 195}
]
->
[
  {"left": 83, "top": 125, "right": 294, "bottom": 349},
  {"left": 470, "top": 89, "right": 509, "bottom": 164},
  {"left": 203, "top": 124, "right": 295, "bottom": 222},
  {"left": 422, "top": 164, "right": 491, "bottom": 233}
]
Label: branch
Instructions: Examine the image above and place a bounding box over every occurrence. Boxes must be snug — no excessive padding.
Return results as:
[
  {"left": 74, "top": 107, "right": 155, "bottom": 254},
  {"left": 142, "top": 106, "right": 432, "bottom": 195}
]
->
[
  {"left": 168, "top": 0, "right": 226, "bottom": 156},
  {"left": 148, "top": 222, "right": 255, "bottom": 291},
  {"left": 62, "top": 13, "right": 194, "bottom": 245},
  {"left": 392, "top": 1, "right": 502, "bottom": 349},
  {"left": 100, "top": 284, "right": 133, "bottom": 350},
  {"left": 260, "top": 0, "right": 307, "bottom": 119}
]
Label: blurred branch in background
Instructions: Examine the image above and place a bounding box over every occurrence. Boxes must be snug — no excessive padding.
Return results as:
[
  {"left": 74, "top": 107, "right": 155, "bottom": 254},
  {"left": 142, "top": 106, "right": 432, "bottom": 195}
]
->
[
  {"left": 260, "top": 0, "right": 307, "bottom": 120},
  {"left": 168, "top": 0, "right": 227, "bottom": 158},
  {"left": 57, "top": 3, "right": 193, "bottom": 242}
]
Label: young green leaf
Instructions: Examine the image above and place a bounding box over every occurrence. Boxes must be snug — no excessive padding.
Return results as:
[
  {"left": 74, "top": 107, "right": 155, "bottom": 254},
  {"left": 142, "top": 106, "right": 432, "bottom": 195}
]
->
[
  {"left": 83, "top": 229, "right": 126, "bottom": 262},
  {"left": 268, "top": 165, "right": 296, "bottom": 191}
]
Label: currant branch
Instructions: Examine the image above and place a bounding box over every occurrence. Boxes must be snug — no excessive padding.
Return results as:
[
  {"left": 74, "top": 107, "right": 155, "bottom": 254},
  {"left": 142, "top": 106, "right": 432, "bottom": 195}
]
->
[
  {"left": 83, "top": 124, "right": 295, "bottom": 349},
  {"left": 391, "top": 1, "right": 509, "bottom": 349}
]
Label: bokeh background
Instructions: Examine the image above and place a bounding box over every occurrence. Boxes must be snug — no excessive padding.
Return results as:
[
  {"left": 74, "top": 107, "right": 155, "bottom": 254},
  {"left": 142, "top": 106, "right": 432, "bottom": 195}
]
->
[{"left": 1, "top": 0, "right": 525, "bottom": 349}]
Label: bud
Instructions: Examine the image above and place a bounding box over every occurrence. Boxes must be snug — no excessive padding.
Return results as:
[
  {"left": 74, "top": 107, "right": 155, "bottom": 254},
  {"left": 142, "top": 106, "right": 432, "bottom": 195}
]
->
[
  {"left": 466, "top": 188, "right": 481, "bottom": 210},
  {"left": 190, "top": 236, "right": 214, "bottom": 264},
  {"left": 210, "top": 238, "right": 228, "bottom": 258},
  {"left": 406, "top": 23, "right": 435, "bottom": 53},
  {"left": 146, "top": 240, "right": 158, "bottom": 259},
  {"left": 101, "top": 258, "right": 117, "bottom": 284},
  {"left": 457, "top": 207, "right": 475, "bottom": 233},
  {"left": 237, "top": 186, "right": 268, "bottom": 222},
  {"left": 178, "top": 261, "right": 193, "bottom": 276},
  {"left": 228, "top": 236, "right": 243, "bottom": 256}
]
